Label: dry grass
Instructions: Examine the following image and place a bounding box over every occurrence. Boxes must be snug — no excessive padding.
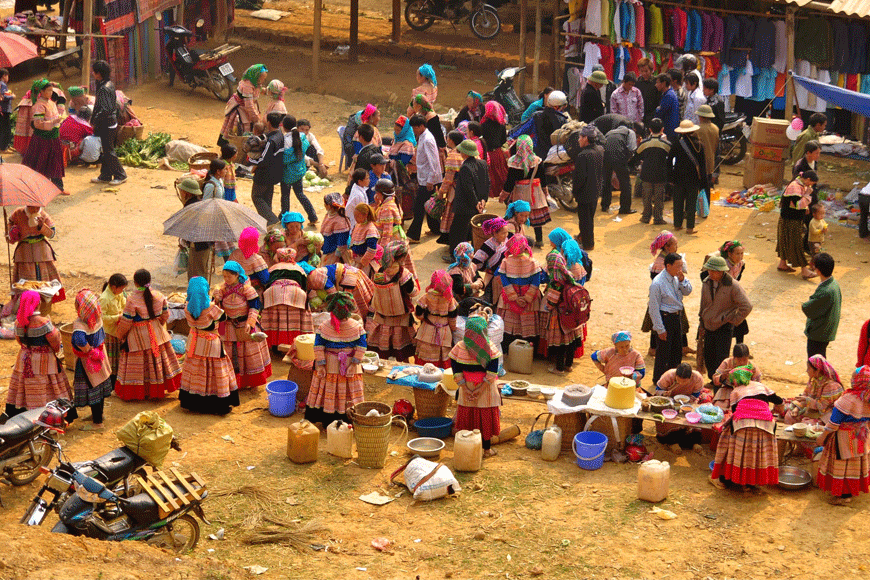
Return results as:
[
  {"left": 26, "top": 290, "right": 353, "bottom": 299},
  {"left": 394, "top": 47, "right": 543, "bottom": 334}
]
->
[
  {"left": 211, "top": 484, "right": 282, "bottom": 510},
  {"left": 240, "top": 516, "right": 326, "bottom": 551}
]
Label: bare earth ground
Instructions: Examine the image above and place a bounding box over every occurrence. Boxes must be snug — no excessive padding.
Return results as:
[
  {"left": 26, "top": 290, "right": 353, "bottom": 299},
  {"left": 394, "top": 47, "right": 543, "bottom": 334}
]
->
[{"left": 0, "top": 14, "right": 869, "bottom": 580}]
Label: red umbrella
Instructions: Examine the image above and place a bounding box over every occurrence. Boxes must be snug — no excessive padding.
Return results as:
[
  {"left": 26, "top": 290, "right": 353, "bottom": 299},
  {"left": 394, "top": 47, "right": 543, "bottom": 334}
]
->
[{"left": 0, "top": 32, "right": 38, "bottom": 68}]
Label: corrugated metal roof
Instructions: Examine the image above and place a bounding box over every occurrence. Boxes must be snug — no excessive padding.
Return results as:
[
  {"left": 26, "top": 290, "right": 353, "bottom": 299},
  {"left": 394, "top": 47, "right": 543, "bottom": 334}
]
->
[{"left": 781, "top": 0, "right": 870, "bottom": 17}]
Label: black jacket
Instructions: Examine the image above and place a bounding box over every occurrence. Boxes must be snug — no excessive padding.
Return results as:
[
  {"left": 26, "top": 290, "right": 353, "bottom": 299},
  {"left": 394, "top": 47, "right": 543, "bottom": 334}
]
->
[
  {"left": 455, "top": 157, "right": 490, "bottom": 212},
  {"left": 251, "top": 129, "right": 285, "bottom": 186},
  {"left": 636, "top": 77, "right": 660, "bottom": 125},
  {"left": 91, "top": 79, "right": 117, "bottom": 129},
  {"left": 668, "top": 133, "right": 707, "bottom": 189},
  {"left": 532, "top": 107, "right": 567, "bottom": 159},
  {"left": 572, "top": 144, "right": 605, "bottom": 204},
  {"left": 481, "top": 118, "right": 507, "bottom": 151},
  {"left": 580, "top": 84, "right": 604, "bottom": 123},
  {"left": 592, "top": 113, "right": 632, "bottom": 137}
]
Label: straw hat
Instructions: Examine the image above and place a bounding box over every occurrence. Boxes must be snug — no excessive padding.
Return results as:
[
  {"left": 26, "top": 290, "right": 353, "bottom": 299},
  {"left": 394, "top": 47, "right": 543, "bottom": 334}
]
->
[
  {"left": 674, "top": 119, "right": 700, "bottom": 133},
  {"left": 696, "top": 105, "right": 715, "bottom": 119},
  {"left": 457, "top": 139, "right": 479, "bottom": 157},
  {"left": 588, "top": 70, "right": 609, "bottom": 85}
]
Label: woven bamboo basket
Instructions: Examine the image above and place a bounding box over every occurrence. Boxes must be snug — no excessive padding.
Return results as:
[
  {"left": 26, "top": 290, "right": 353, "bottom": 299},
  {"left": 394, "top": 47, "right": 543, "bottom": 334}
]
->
[
  {"left": 58, "top": 323, "right": 75, "bottom": 371},
  {"left": 554, "top": 412, "right": 586, "bottom": 452},
  {"left": 188, "top": 151, "right": 219, "bottom": 172},
  {"left": 413, "top": 384, "right": 450, "bottom": 420},
  {"left": 347, "top": 401, "right": 392, "bottom": 427},
  {"left": 354, "top": 417, "right": 407, "bottom": 469},
  {"left": 116, "top": 124, "right": 145, "bottom": 145},
  {"left": 286, "top": 364, "right": 312, "bottom": 406},
  {"left": 470, "top": 213, "right": 498, "bottom": 251}
]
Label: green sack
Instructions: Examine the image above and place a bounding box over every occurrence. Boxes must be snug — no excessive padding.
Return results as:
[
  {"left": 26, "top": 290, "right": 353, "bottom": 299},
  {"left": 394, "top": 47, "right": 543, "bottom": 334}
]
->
[{"left": 116, "top": 411, "right": 174, "bottom": 468}]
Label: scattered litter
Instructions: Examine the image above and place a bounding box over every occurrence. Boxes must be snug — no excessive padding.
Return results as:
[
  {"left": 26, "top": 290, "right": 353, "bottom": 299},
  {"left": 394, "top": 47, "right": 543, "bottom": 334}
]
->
[
  {"left": 561, "top": 539, "right": 570, "bottom": 547},
  {"left": 151, "top": 185, "right": 167, "bottom": 189},
  {"left": 222, "top": 435, "right": 235, "bottom": 443},
  {"left": 243, "top": 565, "right": 268, "bottom": 575},
  {"left": 613, "top": 216, "right": 622, "bottom": 222},
  {"left": 247, "top": 466, "right": 256, "bottom": 470},
  {"left": 334, "top": 45, "right": 350, "bottom": 56},
  {"left": 207, "top": 548, "right": 215, "bottom": 553},
  {"left": 704, "top": 514, "right": 717, "bottom": 520},
  {"left": 359, "top": 492, "right": 395, "bottom": 506},
  {"left": 249, "top": 9, "right": 290, "bottom": 21},
  {"left": 285, "top": 497, "right": 299, "bottom": 505},
  {"left": 414, "top": 538, "right": 422, "bottom": 543},
  {"left": 507, "top": 554, "right": 512, "bottom": 561},
  {"left": 649, "top": 506, "right": 677, "bottom": 520},
  {"left": 371, "top": 537, "right": 393, "bottom": 551},
  {"left": 310, "top": 543, "right": 327, "bottom": 551},
  {"left": 208, "top": 528, "right": 225, "bottom": 541},
  {"left": 530, "top": 565, "right": 544, "bottom": 576},
  {"left": 104, "top": 187, "right": 120, "bottom": 193},
  {"left": 356, "top": 568, "right": 367, "bottom": 572},
  {"left": 784, "top": 360, "right": 795, "bottom": 366}
]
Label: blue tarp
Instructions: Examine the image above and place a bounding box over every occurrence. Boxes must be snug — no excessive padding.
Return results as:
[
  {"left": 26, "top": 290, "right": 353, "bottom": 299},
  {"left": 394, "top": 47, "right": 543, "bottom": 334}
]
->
[{"left": 793, "top": 74, "right": 870, "bottom": 117}]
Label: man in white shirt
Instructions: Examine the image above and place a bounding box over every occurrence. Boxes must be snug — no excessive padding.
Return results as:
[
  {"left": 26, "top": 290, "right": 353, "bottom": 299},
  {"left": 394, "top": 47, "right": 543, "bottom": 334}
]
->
[
  {"left": 684, "top": 74, "right": 706, "bottom": 124},
  {"left": 649, "top": 253, "right": 693, "bottom": 382},
  {"left": 406, "top": 114, "right": 442, "bottom": 242}
]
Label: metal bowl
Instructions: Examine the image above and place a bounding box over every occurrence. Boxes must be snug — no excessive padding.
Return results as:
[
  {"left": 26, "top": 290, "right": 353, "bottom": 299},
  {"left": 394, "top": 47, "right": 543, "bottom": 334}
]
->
[
  {"left": 407, "top": 437, "right": 445, "bottom": 459},
  {"left": 778, "top": 465, "right": 813, "bottom": 490}
]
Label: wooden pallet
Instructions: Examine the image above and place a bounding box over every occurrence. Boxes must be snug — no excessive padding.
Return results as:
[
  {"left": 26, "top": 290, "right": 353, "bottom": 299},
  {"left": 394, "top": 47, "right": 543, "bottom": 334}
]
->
[
  {"left": 135, "top": 469, "right": 206, "bottom": 518},
  {"left": 202, "top": 44, "right": 241, "bottom": 59}
]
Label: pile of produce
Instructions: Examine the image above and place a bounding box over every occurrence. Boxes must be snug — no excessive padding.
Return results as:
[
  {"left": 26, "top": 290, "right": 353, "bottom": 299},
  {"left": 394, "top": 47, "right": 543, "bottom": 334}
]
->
[
  {"left": 302, "top": 169, "right": 332, "bottom": 191},
  {"left": 723, "top": 184, "right": 781, "bottom": 211},
  {"left": 117, "top": 132, "right": 173, "bottom": 169}
]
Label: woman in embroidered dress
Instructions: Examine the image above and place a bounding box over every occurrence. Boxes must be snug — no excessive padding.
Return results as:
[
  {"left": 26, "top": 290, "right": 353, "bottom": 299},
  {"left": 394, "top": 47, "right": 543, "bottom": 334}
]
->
[
  {"left": 472, "top": 217, "right": 509, "bottom": 305},
  {"left": 481, "top": 100, "right": 508, "bottom": 200},
  {"left": 13, "top": 90, "right": 33, "bottom": 154},
  {"left": 504, "top": 200, "right": 531, "bottom": 245},
  {"left": 307, "top": 263, "right": 374, "bottom": 320},
  {"left": 548, "top": 228, "right": 588, "bottom": 284},
  {"left": 499, "top": 135, "right": 548, "bottom": 247},
  {"left": 114, "top": 270, "right": 182, "bottom": 401},
  {"left": 541, "top": 252, "right": 585, "bottom": 376},
  {"left": 22, "top": 79, "right": 66, "bottom": 192},
  {"left": 262, "top": 248, "right": 312, "bottom": 350},
  {"left": 220, "top": 64, "right": 267, "bottom": 144},
  {"left": 374, "top": 178, "right": 403, "bottom": 245},
  {"left": 389, "top": 115, "right": 416, "bottom": 172},
  {"left": 179, "top": 277, "right": 239, "bottom": 415},
  {"left": 711, "top": 366, "right": 782, "bottom": 490},
  {"left": 281, "top": 212, "right": 309, "bottom": 267},
  {"left": 437, "top": 130, "right": 465, "bottom": 254},
  {"left": 450, "top": 313, "right": 502, "bottom": 457},
  {"left": 414, "top": 270, "right": 458, "bottom": 368},
  {"left": 6, "top": 206, "right": 65, "bottom": 298},
  {"left": 408, "top": 64, "right": 438, "bottom": 112},
  {"left": 783, "top": 354, "right": 844, "bottom": 425},
  {"left": 454, "top": 90, "right": 484, "bottom": 126},
  {"left": 5, "top": 290, "right": 75, "bottom": 419},
  {"left": 367, "top": 241, "right": 419, "bottom": 361},
  {"left": 71, "top": 290, "right": 113, "bottom": 431},
  {"left": 213, "top": 261, "right": 272, "bottom": 389},
  {"left": 496, "top": 235, "right": 544, "bottom": 354},
  {"left": 320, "top": 192, "right": 351, "bottom": 265},
  {"left": 259, "top": 229, "right": 286, "bottom": 269},
  {"left": 264, "top": 79, "right": 287, "bottom": 116},
  {"left": 591, "top": 331, "right": 646, "bottom": 386},
  {"left": 350, "top": 204, "right": 379, "bottom": 276},
  {"left": 817, "top": 365, "right": 870, "bottom": 505},
  {"left": 228, "top": 227, "right": 270, "bottom": 294},
  {"left": 776, "top": 171, "right": 817, "bottom": 279},
  {"left": 305, "top": 292, "right": 366, "bottom": 427},
  {"left": 711, "top": 343, "right": 761, "bottom": 410},
  {"left": 641, "top": 230, "right": 692, "bottom": 356},
  {"left": 100, "top": 273, "right": 127, "bottom": 388},
  {"left": 447, "top": 242, "right": 483, "bottom": 301}
]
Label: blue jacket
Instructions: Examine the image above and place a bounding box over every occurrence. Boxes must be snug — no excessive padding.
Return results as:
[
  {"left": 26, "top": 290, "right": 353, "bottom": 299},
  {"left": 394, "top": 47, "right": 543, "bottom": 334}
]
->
[{"left": 654, "top": 88, "right": 680, "bottom": 142}]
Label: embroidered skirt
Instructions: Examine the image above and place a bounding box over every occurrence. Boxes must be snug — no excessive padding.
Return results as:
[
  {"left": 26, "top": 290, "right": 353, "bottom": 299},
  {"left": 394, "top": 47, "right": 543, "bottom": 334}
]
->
[
  {"left": 104, "top": 334, "right": 122, "bottom": 375},
  {"left": 115, "top": 342, "right": 182, "bottom": 401},
  {"left": 73, "top": 358, "right": 113, "bottom": 407},
  {"left": 7, "top": 346, "right": 72, "bottom": 409},
  {"left": 711, "top": 425, "right": 778, "bottom": 486},
  {"left": 366, "top": 315, "right": 415, "bottom": 357},
  {"left": 817, "top": 434, "right": 870, "bottom": 497},
  {"left": 306, "top": 369, "right": 365, "bottom": 415},
  {"left": 456, "top": 405, "right": 501, "bottom": 442},
  {"left": 261, "top": 305, "right": 313, "bottom": 348},
  {"left": 13, "top": 239, "right": 62, "bottom": 286},
  {"left": 22, "top": 133, "right": 64, "bottom": 180}
]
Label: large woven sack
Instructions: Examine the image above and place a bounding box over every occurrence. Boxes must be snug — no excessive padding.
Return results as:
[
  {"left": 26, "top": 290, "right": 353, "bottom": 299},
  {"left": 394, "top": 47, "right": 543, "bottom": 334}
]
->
[
  {"left": 116, "top": 411, "right": 174, "bottom": 468},
  {"left": 551, "top": 119, "right": 585, "bottom": 146},
  {"left": 165, "top": 140, "right": 208, "bottom": 163}
]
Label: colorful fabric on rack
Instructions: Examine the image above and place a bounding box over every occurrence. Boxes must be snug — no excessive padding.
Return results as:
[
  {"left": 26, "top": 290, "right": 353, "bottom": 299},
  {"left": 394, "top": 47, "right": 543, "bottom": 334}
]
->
[
  {"left": 137, "top": 0, "right": 179, "bottom": 23},
  {"left": 648, "top": 4, "right": 662, "bottom": 45},
  {"left": 635, "top": 2, "right": 645, "bottom": 47},
  {"left": 586, "top": 0, "right": 602, "bottom": 37},
  {"left": 673, "top": 8, "right": 687, "bottom": 50},
  {"left": 613, "top": 0, "right": 622, "bottom": 43},
  {"left": 686, "top": 10, "right": 702, "bottom": 52},
  {"left": 103, "top": 0, "right": 136, "bottom": 35}
]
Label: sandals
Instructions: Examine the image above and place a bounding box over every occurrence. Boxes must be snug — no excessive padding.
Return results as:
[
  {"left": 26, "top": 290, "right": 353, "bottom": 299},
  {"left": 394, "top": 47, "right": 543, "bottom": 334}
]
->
[
  {"left": 777, "top": 266, "right": 796, "bottom": 272},
  {"left": 81, "top": 424, "right": 105, "bottom": 432}
]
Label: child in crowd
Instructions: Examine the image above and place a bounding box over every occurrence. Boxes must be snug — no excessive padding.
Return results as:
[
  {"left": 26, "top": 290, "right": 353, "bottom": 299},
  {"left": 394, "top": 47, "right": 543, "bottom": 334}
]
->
[
  {"left": 71, "top": 289, "right": 114, "bottom": 431},
  {"left": 220, "top": 143, "right": 238, "bottom": 202},
  {"left": 447, "top": 242, "right": 483, "bottom": 301},
  {"left": 259, "top": 229, "right": 286, "bottom": 268},
  {"left": 99, "top": 273, "right": 127, "bottom": 388},
  {"left": 346, "top": 168, "right": 369, "bottom": 231},
  {"left": 202, "top": 159, "right": 227, "bottom": 200},
  {"left": 473, "top": 217, "right": 510, "bottom": 304},
  {"left": 265, "top": 79, "right": 287, "bottom": 115},
  {"left": 243, "top": 122, "right": 266, "bottom": 164},
  {"left": 504, "top": 200, "right": 531, "bottom": 244},
  {"left": 374, "top": 178, "right": 403, "bottom": 246},
  {"left": 350, "top": 203, "right": 379, "bottom": 275},
  {"left": 321, "top": 192, "right": 351, "bottom": 265},
  {"left": 414, "top": 270, "right": 459, "bottom": 368},
  {"left": 808, "top": 204, "right": 828, "bottom": 259}
]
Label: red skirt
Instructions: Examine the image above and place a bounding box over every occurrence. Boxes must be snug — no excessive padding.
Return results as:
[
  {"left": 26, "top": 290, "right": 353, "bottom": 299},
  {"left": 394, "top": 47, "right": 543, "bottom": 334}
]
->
[
  {"left": 22, "top": 133, "right": 65, "bottom": 180},
  {"left": 487, "top": 148, "right": 508, "bottom": 198},
  {"left": 116, "top": 375, "right": 182, "bottom": 402},
  {"left": 237, "top": 363, "right": 273, "bottom": 389},
  {"left": 456, "top": 405, "right": 501, "bottom": 441},
  {"left": 711, "top": 426, "right": 778, "bottom": 486},
  {"left": 414, "top": 357, "right": 451, "bottom": 369}
]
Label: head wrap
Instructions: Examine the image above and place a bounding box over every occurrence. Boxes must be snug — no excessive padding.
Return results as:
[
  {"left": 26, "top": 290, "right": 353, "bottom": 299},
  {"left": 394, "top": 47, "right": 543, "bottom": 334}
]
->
[
  {"left": 31, "top": 79, "right": 51, "bottom": 103},
  {"left": 457, "top": 120, "right": 470, "bottom": 138},
  {"left": 75, "top": 289, "right": 102, "bottom": 329},
  {"left": 308, "top": 267, "right": 327, "bottom": 290},
  {"left": 546, "top": 251, "right": 575, "bottom": 286},
  {"left": 267, "top": 79, "right": 286, "bottom": 99},
  {"left": 467, "top": 90, "right": 482, "bottom": 103},
  {"left": 611, "top": 331, "right": 632, "bottom": 344},
  {"left": 450, "top": 241, "right": 474, "bottom": 270},
  {"left": 463, "top": 315, "right": 494, "bottom": 366},
  {"left": 393, "top": 115, "right": 417, "bottom": 146},
  {"left": 16, "top": 290, "right": 40, "bottom": 327},
  {"left": 504, "top": 200, "right": 531, "bottom": 224},
  {"left": 186, "top": 276, "right": 211, "bottom": 319},
  {"left": 482, "top": 217, "right": 508, "bottom": 237},
  {"left": 222, "top": 261, "right": 248, "bottom": 284},
  {"left": 548, "top": 228, "right": 582, "bottom": 268},
  {"left": 719, "top": 240, "right": 742, "bottom": 257},
  {"left": 281, "top": 211, "right": 304, "bottom": 226},
  {"left": 275, "top": 247, "right": 296, "bottom": 263},
  {"left": 238, "top": 227, "right": 260, "bottom": 259},
  {"left": 324, "top": 192, "right": 344, "bottom": 211},
  {"left": 418, "top": 64, "right": 437, "bottom": 86},
  {"left": 506, "top": 233, "right": 530, "bottom": 257},
  {"left": 265, "top": 229, "right": 285, "bottom": 247},
  {"left": 426, "top": 270, "right": 453, "bottom": 300},
  {"left": 324, "top": 291, "right": 356, "bottom": 329},
  {"left": 507, "top": 134, "right": 540, "bottom": 173},
  {"left": 412, "top": 94, "right": 433, "bottom": 113},
  {"left": 482, "top": 100, "right": 506, "bottom": 125},
  {"left": 730, "top": 365, "right": 756, "bottom": 386},
  {"left": 650, "top": 230, "right": 675, "bottom": 255},
  {"left": 808, "top": 355, "right": 841, "bottom": 385},
  {"left": 68, "top": 86, "right": 85, "bottom": 97},
  {"left": 361, "top": 103, "right": 378, "bottom": 123},
  {"left": 242, "top": 64, "right": 267, "bottom": 84},
  {"left": 381, "top": 240, "right": 408, "bottom": 270},
  {"left": 373, "top": 244, "right": 385, "bottom": 263},
  {"left": 849, "top": 366, "right": 870, "bottom": 401}
]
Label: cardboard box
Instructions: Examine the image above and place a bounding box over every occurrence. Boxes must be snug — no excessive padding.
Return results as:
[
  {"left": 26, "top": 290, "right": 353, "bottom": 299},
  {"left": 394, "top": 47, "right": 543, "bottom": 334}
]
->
[
  {"left": 750, "top": 117, "right": 791, "bottom": 148},
  {"left": 752, "top": 144, "right": 787, "bottom": 162},
  {"left": 743, "top": 155, "right": 786, "bottom": 189}
]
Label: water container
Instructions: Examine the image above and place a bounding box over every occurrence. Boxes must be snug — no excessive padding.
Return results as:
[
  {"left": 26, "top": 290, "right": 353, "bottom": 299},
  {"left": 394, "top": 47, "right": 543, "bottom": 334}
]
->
[
  {"left": 294, "top": 334, "right": 316, "bottom": 361},
  {"left": 286, "top": 420, "right": 320, "bottom": 464},
  {"left": 326, "top": 420, "right": 354, "bottom": 459},
  {"left": 541, "top": 425, "right": 563, "bottom": 461},
  {"left": 266, "top": 380, "right": 298, "bottom": 417},
  {"left": 637, "top": 460, "right": 670, "bottom": 503},
  {"left": 454, "top": 429, "right": 483, "bottom": 472},
  {"left": 507, "top": 339, "right": 533, "bottom": 374}
]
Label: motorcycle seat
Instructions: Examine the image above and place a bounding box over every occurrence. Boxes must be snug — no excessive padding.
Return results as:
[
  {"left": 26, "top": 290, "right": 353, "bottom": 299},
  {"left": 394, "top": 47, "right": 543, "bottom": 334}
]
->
[
  {"left": 724, "top": 112, "right": 742, "bottom": 123},
  {"left": 0, "top": 408, "right": 43, "bottom": 442},
  {"left": 91, "top": 447, "right": 144, "bottom": 483},
  {"left": 121, "top": 492, "right": 160, "bottom": 524}
]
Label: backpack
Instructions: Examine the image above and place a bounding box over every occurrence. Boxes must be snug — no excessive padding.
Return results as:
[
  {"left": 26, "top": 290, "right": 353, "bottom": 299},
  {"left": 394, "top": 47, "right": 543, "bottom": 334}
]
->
[
  {"left": 508, "top": 114, "right": 537, "bottom": 145},
  {"left": 557, "top": 284, "right": 592, "bottom": 330}
]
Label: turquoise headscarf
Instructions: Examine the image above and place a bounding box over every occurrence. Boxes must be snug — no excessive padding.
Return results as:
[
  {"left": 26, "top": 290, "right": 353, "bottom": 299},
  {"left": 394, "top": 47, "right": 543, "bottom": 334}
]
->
[
  {"left": 548, "top": 228, "right": 582, "bottom": 269},
  {"left": 242, "top": 64, "right": 267, "bottom": 84},
  {"left": 281, "top": 211, "right": 304, "bottom": 226},
  {"left": 222, "top": 261, "right": 248, "bottom": 284},
  {"left": 394, "top": 116, "right": 417, "bottom": 146},
  {"left": 504, "top": 200, "right": 531, "bottom": 224},
  {"left": 418, "top": 64, "right": 437, "bottom": 86},
  {"left": 186, "top": 276, "right": 210, "bottom": 319}
]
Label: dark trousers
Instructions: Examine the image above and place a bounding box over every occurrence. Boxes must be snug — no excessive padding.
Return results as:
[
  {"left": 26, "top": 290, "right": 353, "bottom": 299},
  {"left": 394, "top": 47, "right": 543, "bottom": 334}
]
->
[
  {"left": 703, "top": 323, "right": 733, "bottom": 381},
  {"left": 859, "top": 194, "right": 870, "bottom": 238},
  {"left": 252, "top": 182, "right": 279, "bottom": 225},
  {"left": 95, "top": 125, "right": 126, "bottom": 181},
  {"left": 281, "top": 180, "right": 318, "bottom": 222},
  {"left": 601, "top": 160, "right": 632, "bottom": 212},
  {"left": 187, "top": 246, "right": 211, "bottom": 280},
  {"left": 407, "top": 183, "right": 440, "bottom": 240},
  {"left": 576, "top": 201, "right": 596, "bottom": 251},
  {"left": 90, "top": 400, "right": 105, "bottom": 424},
  {"left": 549, "top": 340, "right": 578, "bottom": 372},
  {"left": 448, "top": 212, "right": 475, "bottom": 254},
  {"left": 652, "top": 311, "right": 683, "bottom": 383},
  {"left": 807, "top": 339, "right": 829, "bottom": 359},
  {"left": 0, "top": 111, "right": 11, "bottom": 150},
  {"left": 672, "top": 182, "right": 700, "bottom": 229}
]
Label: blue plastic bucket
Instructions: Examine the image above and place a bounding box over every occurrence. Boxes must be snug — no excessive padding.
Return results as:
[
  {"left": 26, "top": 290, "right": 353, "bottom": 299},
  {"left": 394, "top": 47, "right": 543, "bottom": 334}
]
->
[
  {"left": 266, "top": 380, "right": 298, "bottom": 417},
  {"left": 573, "top": 431, "right": 608, "bottom": 470},
  {"left": 413, "top": 417, "right": 453, "bottom": 439}
]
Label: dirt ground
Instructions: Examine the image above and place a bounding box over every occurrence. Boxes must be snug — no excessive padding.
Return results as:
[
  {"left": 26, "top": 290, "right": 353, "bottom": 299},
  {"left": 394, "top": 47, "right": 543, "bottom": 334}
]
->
[{"left": 1, "top": 10, "right": 870, "bottom": 579}]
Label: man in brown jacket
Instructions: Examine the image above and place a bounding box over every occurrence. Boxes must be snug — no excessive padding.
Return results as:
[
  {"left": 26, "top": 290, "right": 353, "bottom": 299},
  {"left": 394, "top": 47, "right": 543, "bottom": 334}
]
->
[
  {"left": 699, "top": 256, "right": 752, "bottom": 380},
  {"left": 696, "top": 105, "right": 719, "bottom": 197}
]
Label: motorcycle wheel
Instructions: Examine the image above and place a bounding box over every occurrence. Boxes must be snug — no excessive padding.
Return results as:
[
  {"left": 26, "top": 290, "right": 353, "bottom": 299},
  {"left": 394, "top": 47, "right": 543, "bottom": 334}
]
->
[
  {"left": 151, "top": 514, "right": 200, "bottom": 553},
  {"left": 208, "top": 71, "right": 233, "bottom": 102},
  {"left": 405, "top": 0, "right": 436, "bottom": 31},
  {"left": 470, "top": 5, "right": 501, "bottom": 39},
  {"left": 718, "top": 135, "right": 747, "bottom": 165},
  {"left": 6, "top": 439, "right": 54, "bottom": 485},
  {"left": 553, "top": 176, "right": 578, "bottom": 212}
]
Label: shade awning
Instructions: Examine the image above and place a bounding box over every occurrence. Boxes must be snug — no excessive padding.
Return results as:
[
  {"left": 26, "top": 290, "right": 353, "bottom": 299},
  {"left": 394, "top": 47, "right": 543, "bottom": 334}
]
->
[
  {"left": 793, "top": 74, "right": 870, "bottom": 117},
  {"left": 779, "top": 0, "right": 870, "bottom": 16}
]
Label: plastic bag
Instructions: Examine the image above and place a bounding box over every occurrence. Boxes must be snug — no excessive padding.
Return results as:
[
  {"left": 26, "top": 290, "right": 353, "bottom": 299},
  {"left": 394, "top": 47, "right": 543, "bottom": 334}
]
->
[
  {"left": 393, "top": 457, "right": 461, "bottom": 501},
  {"left": 174, "top": 246, "right": 189, "bottom": 277},
  {"left": 165, "top": 140, "right": 208, "bottom": 163},
  {"left": 116, "top": 411, "right": 174, "bottom": 468},
  {"left": 697, "top": 191, "right": 710, "bottom": 218}
]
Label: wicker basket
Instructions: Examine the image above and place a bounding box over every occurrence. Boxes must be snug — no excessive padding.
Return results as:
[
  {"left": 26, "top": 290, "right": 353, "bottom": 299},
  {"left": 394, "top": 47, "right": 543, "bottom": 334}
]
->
[
  {"left": 353, "top": 417, "right": 407, "bottom": 469},
  {"left": 116, "top": 124, "right": 145, "bottom": 145},
  {"left": 58, "top": 322, "right": 75, "bottom": 371},
  {"left": 174, "top": 173, "right": 207, "bottom": 204},
  {"left": 287, "top": 364, "right": 312, "bottom": 407},
  {"left": 413, "top": 384, "right": 450, "bottom": 420},
  {"left": 188, "top": 152, "right": 219, "bottom": 172},
  {"left": 347, "top": 402, "right": 393, "bottom": 427},
  {"left": 471, "top": 213, "right": 498, "bottom": 251},
  {"left": 554, "top": 412, "right": 586, "bottom": 452}
]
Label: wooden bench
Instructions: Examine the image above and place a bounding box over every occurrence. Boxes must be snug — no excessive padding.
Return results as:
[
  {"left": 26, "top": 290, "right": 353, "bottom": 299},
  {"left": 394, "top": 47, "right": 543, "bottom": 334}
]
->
[{"left": 44, "top": 46, "right": 82, "bottom": 78}]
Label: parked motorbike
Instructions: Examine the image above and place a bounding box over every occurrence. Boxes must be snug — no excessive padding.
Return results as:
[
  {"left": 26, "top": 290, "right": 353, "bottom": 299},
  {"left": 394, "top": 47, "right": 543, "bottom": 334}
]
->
[
  {"left": 547, "top": 162, "right": 576, "bottom": 211},
  {"left": 165, "top": 21, "right": 239, "bottom": 101},
  {"left": 404, "top": 0, "right": 501, "bottom": 40},
  {"left": 483, "top": 67, "right": 538, "bottom": 126},
  {"left": 718, "top": 112, "right": 747, "bottom": 165}
]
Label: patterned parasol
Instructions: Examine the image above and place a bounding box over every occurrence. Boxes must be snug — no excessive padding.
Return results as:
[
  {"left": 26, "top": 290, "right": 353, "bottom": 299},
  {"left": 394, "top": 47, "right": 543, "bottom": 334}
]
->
[
  {"left": 0, "top": 32, "right": 38, "bottom": 69},
  {"left": 163, "top": 198, "right": 267, "bottom": 242},
  {"left": 0, "top": 162, "right": 62, "bottom": 207}
]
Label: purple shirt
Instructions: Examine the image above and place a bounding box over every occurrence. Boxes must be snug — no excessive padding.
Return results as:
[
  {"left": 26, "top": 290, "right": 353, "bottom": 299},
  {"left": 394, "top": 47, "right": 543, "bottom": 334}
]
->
[{"left": 609, "top": 85, "right": 644, "bottom": 125}]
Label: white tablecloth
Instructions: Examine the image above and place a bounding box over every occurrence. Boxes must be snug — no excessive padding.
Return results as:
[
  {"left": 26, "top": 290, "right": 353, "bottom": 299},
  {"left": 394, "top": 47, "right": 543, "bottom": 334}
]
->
[{"left": 547, "top": 385, "right": 643, "bottom": 416}]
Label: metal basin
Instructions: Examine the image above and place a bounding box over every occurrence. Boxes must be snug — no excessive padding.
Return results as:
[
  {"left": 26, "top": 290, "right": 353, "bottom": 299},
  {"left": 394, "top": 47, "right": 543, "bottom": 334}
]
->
[
  {"left": 778, "top": 465, "right": 812, "bottom": 490},
  {"left": 407, "top": 437, "right": 445, "bottom": 459}
]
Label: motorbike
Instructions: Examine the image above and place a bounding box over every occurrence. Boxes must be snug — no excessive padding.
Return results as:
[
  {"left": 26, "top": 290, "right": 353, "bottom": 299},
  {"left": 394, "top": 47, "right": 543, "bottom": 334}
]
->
[
  {"left": 547, "top": 161, "right": 576, "bottom": 211},
  {"left": 165, "top": 20, "right": 239, "bottom": 102},
  {"left": 0, "top": 400, "right": 74, "bottom": 501},
  {"left": 718, "top": 112, "right": 747, "bottom": 165},
  {"left": 405, "top": 0, "right": 502, "bottom": 40},
  {"left": 484, "top": 67, "right": 538, "bottom": 126}
]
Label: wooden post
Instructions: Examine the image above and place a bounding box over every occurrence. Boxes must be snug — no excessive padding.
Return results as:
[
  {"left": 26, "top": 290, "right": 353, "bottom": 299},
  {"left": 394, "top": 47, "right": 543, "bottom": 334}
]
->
[
  {"left": 349, "top": 0, "right": 359, "bottom": 63},
  {"left": 80, "top": 0, "right": 93, "bottom": 88},
  {"left": 60, "top": 0, "right": 75, "bottom": 50},
  {"left": 313, "top": 0, "right": 322, "bottom": 88},
  {"left": 551, "top": 0, "right": 559, "bottom": 87},
  {"left": 519, "top": 0, "right": 527, "bottom": 94},
  {"left": 532, "top": 0, "right": 542, "bottom": 92},
  {"left": 392, "top": 0, "right": 401, "bottom": 43},
  {"left": 784, "top": 7, "right": 796, "bottom": 118}
]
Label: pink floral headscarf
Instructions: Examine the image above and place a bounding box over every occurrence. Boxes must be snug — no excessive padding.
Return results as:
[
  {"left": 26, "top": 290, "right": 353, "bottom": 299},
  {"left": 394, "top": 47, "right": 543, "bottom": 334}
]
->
[
  {"left": 239, "top": 227, "right": 260, "bottom": 259},
  {"left": 483, "top": 100, "right": 506, "bottom": 125}
]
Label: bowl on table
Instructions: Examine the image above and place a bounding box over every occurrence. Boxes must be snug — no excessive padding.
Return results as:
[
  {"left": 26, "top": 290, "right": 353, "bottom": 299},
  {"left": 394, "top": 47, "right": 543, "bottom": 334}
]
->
[
  {"left": 509, "top": 381, "right": 529, "bottom": 396},
  {"left": 685, "top": 412, "right": 702, "bottom": 424},
  {"left": 647, "top": 396, "right": 674, "bottom": 413},
  {"left": 679, "top": 405, "right": 694, "bottom": 415},
  {"left": 792, "top": 422, "right": 808, "bottom": 438},
  {"left": 526, "top": 386, "right": 542, "bottom": 398},
  {"left": 661, "top": 409, "right": 678, "bottom": 420},
  {"left": 541, "top": 387, "right": 556, "bottom": 400},
  {"left": 673, "top": 394, "right": 692, "bottom": 406}
]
